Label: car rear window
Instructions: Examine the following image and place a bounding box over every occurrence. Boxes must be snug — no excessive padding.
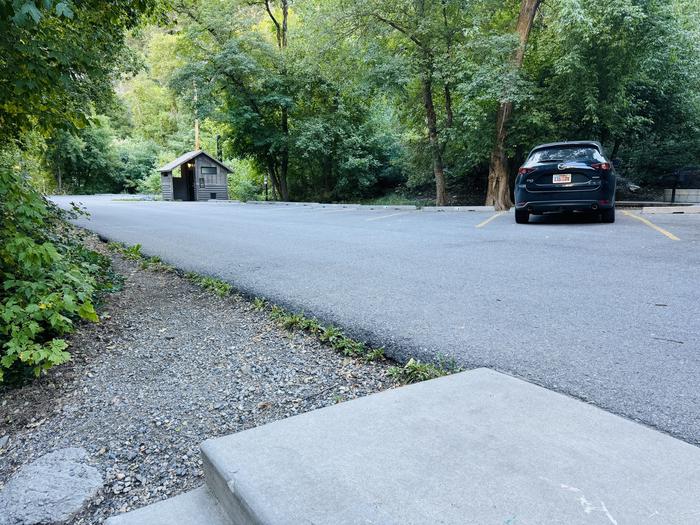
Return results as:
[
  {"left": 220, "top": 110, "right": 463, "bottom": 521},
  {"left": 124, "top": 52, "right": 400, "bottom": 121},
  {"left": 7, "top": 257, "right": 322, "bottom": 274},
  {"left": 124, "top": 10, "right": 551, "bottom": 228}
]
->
[{"left": 528, "top": 146, "right": 605, "bottom": 164}]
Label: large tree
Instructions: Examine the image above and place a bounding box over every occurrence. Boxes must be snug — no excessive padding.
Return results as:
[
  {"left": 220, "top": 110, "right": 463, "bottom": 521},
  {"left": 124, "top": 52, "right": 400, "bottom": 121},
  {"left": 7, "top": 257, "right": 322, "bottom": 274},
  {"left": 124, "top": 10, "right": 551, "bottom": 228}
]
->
[
  {"left": 332, "top": 0, "right": 465, "bottom": 205},
  {"left": 484, "top": 0, "right": 541, "bottom": 210}
]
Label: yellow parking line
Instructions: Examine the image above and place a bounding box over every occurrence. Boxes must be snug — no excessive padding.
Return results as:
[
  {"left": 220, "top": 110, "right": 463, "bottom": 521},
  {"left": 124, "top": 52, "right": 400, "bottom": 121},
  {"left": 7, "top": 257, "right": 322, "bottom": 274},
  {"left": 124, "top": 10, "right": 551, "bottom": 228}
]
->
[
  {"left": 622, "top": 211, "right": 680, "bottom": 241},
  {"left": 475, "top": 212, "right": 505, "bottom": 228},
  {"left": 366, "top": 211, "right": 410, "bottom": 221}
]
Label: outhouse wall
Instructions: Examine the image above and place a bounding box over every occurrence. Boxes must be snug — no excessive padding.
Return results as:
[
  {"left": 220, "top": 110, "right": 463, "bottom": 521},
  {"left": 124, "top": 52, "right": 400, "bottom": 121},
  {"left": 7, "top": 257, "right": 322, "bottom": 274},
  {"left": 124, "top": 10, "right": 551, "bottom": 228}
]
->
[
  {"left": 195, "top": 156, "right": 228, "bottom": 200},
  {"left": 161, "top": 172, "right": 173, "bottom": 200}
]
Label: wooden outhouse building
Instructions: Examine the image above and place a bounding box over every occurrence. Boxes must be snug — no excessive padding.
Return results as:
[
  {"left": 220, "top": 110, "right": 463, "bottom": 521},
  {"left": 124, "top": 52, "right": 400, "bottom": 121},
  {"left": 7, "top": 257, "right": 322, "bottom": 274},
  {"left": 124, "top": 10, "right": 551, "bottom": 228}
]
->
[{"left": 158, "top": 151, "right": 231, "bottom": 201}]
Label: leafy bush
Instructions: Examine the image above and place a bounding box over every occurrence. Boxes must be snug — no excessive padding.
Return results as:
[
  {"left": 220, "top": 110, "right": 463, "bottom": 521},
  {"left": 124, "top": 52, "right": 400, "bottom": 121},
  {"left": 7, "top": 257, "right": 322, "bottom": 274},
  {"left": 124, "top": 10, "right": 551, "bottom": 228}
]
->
[
  {"left": 45, "top": 118, "right": 122, "bottom": 195},
  {"left": 137, "top": 170, "right": 162, "bottom": 195},
  {"left": 0, "top": 160, "right": 114, "bottom": 382},
  {"left": 227, "top": 158, "right": 263, "bottom": 202},
  {"left": 113, "top": 137, "right": 159, "bottom": 193}
]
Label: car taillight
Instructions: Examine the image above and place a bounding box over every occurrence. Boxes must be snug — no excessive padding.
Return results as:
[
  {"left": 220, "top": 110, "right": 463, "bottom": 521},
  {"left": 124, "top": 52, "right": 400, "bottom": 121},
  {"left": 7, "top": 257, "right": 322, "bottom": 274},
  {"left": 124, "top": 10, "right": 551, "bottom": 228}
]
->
[
  {"left": 591, "top": 162, "right": 611, "bottom": 170},
  {"left": 518, "top": 167, "right": 535, "bottom": 175}
]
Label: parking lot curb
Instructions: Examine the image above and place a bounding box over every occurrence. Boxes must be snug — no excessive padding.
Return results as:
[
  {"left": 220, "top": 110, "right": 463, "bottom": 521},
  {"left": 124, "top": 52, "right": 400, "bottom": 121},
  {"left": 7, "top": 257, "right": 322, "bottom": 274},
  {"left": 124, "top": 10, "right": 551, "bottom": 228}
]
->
[
  {"left": 642, "top": 206, "right": 700, "bottom": 214},
  {"left": 229, "top": 201, "right": 501, "bottom": 213}
]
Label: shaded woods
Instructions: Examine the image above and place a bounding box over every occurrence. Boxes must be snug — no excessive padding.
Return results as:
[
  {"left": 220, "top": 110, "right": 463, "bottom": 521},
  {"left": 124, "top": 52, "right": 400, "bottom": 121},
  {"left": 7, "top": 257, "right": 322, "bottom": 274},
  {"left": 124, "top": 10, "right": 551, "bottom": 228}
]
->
[{"left": 4, "top": 0, "right": 700, "bottom": 207}]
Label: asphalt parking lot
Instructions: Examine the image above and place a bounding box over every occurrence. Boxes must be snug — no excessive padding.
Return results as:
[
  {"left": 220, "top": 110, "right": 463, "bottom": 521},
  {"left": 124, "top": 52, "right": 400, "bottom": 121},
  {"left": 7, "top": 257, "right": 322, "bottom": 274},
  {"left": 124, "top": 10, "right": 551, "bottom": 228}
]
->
[{"left": 54, "top": 196, "right": 700, "bottom": 445}]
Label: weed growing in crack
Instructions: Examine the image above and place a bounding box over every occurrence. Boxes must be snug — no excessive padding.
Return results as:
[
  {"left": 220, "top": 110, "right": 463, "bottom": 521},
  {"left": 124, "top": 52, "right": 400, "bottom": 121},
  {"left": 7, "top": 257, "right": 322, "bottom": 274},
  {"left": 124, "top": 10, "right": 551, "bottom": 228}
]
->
[
  {"left": 108, "top": 242, "right": 447, "bottom": 382},
  {"left": 388, "top": 357, "right": 459, "bottom": 384},
  {"left": 319, "top": 325, "right": 343, "bottom": 344},
  {"left": 364, "top": 347, "right": 386, "bottom": 361},
  {"left": 281, "top": 312, "right": 306, "bottom": 330},
  {"left": 121, "top": 244, "right": 143, "bottom": 260},
  {"left": 270, "top": 305, "right": 285, "bottom": 320},
  {"left": 263, "top": 305, "right": 384, "bottom": 362},
  {"left": 186, "top": 274, "right": 232, "bottom": 297},
  {"left": 107, "top": 241, "right": 453, "bottom": 385},
  {"left": 298, "top": 317, "right": 321, "bottom": 334},
  {"left": 107, "top": 242, "right": 173, "bottom": 272}
]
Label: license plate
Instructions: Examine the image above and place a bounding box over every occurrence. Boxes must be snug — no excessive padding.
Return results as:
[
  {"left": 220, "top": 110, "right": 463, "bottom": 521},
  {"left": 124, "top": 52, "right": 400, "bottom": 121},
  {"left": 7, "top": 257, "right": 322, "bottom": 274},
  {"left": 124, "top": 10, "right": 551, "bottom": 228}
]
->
[{"left": 553, "top": 174, "right": 572, "bottom": 184}]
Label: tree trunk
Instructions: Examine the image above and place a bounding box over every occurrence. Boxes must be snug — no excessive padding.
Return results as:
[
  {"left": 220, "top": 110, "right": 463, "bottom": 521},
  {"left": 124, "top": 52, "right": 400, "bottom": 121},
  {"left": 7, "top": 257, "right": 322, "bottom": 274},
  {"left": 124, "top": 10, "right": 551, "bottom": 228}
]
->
[
  {"left": 442, "top": 1, "right": 454, "bottom": 131},
  {"left": 485, "top": 0, "right": 541, "bottom": 210},
  {"left": 267, "top": 159, "right": 282, "bottom": 199},
  {"left": 56, "top": 165, "right": 62, "bottom": 194},
  {"left": 611, "top": 138, "right": 621, "bottom": 159},
  {"left": 265, "top": 0, "right": 290, "bottom": 201},
  {"left": 444, "top": 85, "right": 454, "bottom": 130},
  {"left": 486, "top": 102, "right": 514, "bottom": 210},
  {"left": 279, "top": 147, "right": 289, "bottom": 201},
  {"left": 421, "top": 69, "right": 448, "bottom": 206},
  {"left": 279, "top": 1, "right": 289, "bottom": 201}
]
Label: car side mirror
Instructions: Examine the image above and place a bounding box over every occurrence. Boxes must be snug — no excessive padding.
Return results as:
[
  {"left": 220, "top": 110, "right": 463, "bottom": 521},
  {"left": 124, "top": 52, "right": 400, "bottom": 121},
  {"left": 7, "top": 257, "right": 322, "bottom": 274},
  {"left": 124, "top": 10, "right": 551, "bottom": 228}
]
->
[{"left": 612, "top": 158, "right": 622, "bottom": 169}]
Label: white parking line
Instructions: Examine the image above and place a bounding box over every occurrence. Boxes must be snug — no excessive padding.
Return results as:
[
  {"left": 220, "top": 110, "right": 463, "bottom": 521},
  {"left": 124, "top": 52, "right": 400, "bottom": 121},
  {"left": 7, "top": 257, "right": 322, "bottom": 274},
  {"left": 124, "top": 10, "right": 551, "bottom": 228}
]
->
[{"left": 366, "top": 212, "right": 410, "bottom": 222}]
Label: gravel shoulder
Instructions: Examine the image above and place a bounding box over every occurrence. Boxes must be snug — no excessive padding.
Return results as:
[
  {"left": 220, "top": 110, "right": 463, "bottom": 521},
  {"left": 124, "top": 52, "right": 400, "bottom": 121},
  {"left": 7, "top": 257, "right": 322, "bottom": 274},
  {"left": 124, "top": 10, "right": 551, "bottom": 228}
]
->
[{"left": 0, "top": 237, "right": 394, "bottom": 524}]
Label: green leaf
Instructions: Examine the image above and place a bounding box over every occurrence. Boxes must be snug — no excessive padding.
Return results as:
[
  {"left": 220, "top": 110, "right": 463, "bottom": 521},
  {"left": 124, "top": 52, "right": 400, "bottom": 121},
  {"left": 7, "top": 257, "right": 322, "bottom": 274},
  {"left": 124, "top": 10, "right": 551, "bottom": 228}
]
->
[
  {"left": 77, "top": 301, "right": 99, "bottom": 322},
  {"left": 17, "top": 2, "right": 43, "bottom": 24},
  {"left": 55, "top": 2, "right": 73, "bottom": 19}
]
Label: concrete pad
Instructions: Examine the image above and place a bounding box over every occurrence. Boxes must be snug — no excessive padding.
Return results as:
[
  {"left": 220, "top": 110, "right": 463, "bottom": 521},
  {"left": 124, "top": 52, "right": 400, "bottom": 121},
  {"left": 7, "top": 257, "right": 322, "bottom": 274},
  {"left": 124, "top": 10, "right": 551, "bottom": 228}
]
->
[
  {"left": 202, "top": 369, "right": 700, "bottom": 525},
  {"left": 105, "top": 487, "right": 230, "bottom": 525},
  {"left": 642, "top": 205, "right": 700, "bottom": 214}
]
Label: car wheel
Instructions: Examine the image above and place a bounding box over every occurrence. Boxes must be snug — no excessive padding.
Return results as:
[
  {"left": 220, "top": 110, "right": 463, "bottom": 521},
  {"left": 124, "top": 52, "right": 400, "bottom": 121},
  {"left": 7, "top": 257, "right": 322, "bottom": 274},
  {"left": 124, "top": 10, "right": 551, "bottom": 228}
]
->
[
  {"left": 601, "top": 207, "right": 615, "bottom": 223},
  {"left": 515, "top": 209, "right": 529, "bottom": 224}
]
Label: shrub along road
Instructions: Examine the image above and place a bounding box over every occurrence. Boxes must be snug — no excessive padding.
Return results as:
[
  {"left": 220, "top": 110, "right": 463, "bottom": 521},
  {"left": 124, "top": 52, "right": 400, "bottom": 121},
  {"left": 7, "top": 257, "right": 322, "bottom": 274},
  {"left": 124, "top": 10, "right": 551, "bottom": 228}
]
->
[{"left": 54, "top": 196, "right": 700, "bottom": 445}]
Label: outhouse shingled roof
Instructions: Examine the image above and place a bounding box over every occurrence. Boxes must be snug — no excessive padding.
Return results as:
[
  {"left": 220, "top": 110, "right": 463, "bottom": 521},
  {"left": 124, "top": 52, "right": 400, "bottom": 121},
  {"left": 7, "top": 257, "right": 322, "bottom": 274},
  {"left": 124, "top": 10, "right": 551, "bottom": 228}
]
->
[{"left": 157, "top": 150, "right": 232, "bottom": 173}]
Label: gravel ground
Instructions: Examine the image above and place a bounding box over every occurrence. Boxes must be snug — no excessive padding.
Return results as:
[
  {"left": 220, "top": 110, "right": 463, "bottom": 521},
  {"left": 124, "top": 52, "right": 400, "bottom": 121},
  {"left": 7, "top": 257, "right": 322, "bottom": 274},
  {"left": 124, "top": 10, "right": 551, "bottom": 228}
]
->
[{"left": 0, "top": 240, "right": 394, "bottom": 524}]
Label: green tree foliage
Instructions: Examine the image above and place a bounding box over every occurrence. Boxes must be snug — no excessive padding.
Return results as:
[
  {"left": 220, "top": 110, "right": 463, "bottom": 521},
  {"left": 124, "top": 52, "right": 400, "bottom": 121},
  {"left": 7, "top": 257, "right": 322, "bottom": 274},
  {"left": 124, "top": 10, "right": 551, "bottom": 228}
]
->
[
  {"left": 519, "top": 0, "right": 700, "bottom": 184},
  {"left": 0, "top": 0, "right": 159, "bottom": 142},
  {"left": 114, "top": 137, "right": 160, "bottom": 192},
  {"left": 458, "top": 0, "right": 700, "bottom": 193},
  {"left": 45, "top": 119, "right": 119, "bottom": 194},
  {"left": 44, "top": 118, "right": 159, "bottom": 194},
  {"left": 112, "top": 0, "right": 700, "bottom": 203},
  {"left": 165, "top": 0, "right": 405, "bottom": 201}
]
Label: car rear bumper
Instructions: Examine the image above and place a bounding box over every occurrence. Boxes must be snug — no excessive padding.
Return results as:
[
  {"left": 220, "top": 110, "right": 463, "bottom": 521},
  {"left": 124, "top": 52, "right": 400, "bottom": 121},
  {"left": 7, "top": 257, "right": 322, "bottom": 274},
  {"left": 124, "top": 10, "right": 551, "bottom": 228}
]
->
[
  {"left": 514, "top": 186, "right": 615, "bottom": 214},
  {"left": 515, "top": 199, "right": 614, "bottom": 214}
]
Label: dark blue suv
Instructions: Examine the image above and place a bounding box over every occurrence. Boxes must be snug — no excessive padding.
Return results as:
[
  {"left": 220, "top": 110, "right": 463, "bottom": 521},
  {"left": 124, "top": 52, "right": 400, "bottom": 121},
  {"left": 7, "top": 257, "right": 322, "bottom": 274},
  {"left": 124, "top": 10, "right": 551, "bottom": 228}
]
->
[{"left": 514, "top": 141, "right": 617, "bottom": 224}]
